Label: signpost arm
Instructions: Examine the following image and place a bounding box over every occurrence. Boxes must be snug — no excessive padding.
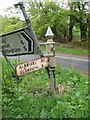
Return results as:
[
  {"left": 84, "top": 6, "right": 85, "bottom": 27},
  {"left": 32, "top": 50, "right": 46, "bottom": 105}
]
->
[{"left": 14, "top": 2, "right": 30, "bottom": 26}]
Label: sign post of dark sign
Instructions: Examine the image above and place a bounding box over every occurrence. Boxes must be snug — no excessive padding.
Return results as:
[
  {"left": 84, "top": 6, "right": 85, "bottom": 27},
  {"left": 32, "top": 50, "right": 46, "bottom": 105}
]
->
[{"left": 14, "top": 2, "right": 44, "bottom": 57}]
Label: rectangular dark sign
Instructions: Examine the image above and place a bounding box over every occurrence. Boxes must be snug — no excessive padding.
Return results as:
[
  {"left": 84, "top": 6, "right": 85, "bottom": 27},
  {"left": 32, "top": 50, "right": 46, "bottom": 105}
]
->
[{"left": 1, "top": 27, "right": 34, "bottom": 56}]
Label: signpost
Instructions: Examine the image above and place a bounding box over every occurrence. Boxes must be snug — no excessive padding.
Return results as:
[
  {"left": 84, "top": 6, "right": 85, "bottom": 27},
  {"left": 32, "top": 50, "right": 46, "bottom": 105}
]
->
[
  {"left": 16, "top": 57, "right": 48, "bottom": 76},
  {"left": 0, "top": 2, "right": 56, "bottom": 91},
  {"left": 45, "top": 26, "right": 56, "bottom": 90}
]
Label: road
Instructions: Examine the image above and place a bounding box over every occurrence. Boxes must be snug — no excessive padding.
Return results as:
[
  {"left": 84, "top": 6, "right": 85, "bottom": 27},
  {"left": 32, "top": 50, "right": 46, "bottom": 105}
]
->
[
  {"left": 0, "top": 52, "right": 89, "bottom": 74},
  {"left": 56, "top": 53, "right": 89, "bottom": 74}
]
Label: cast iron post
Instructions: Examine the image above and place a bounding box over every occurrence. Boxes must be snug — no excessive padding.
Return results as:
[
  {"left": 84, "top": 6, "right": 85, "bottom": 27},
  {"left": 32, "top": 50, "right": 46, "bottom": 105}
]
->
[{"left": 45, "top": 26, "right": 56, "bottom": 91}]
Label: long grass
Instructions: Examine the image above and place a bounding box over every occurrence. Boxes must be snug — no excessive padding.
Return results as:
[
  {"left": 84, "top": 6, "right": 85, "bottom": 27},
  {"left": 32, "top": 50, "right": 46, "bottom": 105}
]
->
[{"left": 1, "top": 59, "right": 89, "bottom": 118}]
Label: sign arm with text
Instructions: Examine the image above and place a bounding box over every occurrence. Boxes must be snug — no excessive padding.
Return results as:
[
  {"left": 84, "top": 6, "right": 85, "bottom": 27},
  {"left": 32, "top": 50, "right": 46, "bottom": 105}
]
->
[{"left": 15, "top": 57, "right": 49, "bottom": 76}]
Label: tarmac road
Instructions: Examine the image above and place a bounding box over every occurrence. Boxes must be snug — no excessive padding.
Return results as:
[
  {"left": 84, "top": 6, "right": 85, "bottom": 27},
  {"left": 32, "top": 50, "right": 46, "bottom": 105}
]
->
[
  {"left": 0, "top": 52, "right": 89, "bottom": 74},
  {"left": 56, "top": 53, "right": 89, "bottom": 74}
]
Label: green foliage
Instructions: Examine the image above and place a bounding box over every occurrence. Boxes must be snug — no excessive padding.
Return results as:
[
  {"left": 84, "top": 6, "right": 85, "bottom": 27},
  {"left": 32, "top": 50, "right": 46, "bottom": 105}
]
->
[
  {"left": 28, "top": 1, "right": 68, "bottom": 41},
  {"left": 0, "top": 16, "right": 23, "bottom": 34},
  {"left": 1, "top": 59, "right": 89, "bottom": 118},
  {"left": 56, "top": 47, "right": 88, "bottom": 56},
  {"left": 68, "top": 1, "right": 88, "bottom": 41},
  {"left": 28, "top": 1, "right": 88, "bottom": 42}
]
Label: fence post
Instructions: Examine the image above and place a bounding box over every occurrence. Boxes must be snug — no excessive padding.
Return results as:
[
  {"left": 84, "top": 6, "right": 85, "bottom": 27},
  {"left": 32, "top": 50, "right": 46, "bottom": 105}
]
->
[{"left": 45, "top": 26, "right": 56, "bottom": 91}]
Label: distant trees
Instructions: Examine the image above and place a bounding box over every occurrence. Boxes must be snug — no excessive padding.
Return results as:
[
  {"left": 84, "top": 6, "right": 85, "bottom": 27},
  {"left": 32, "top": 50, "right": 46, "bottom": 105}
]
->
[
  {"left": 28, "top": 1, "right": 88, "bottom": 42},
  {"left": 28, "top": 1, "right": 68, "bottom": 41},
  {"left": 68, "top": 1, "right": 88, "bottom": 41},
  {"left": 0, "top": 16, "right": 23, "bottom": 34}
]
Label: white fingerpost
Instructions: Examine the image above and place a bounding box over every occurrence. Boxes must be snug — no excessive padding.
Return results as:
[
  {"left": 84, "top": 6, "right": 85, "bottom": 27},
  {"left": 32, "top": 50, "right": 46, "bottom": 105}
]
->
[{"left": 45, "top": 26, "right": 56, "bottom": 91}]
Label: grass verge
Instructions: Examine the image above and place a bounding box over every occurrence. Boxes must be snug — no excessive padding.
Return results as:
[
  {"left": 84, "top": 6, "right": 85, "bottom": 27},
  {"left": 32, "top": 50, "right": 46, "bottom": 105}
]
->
[
  {"left": 40, "top": 44, "right": 89, "bottom": 56},
  {"left": 1, "top": 59, "right": 89, "bottom": 118}
]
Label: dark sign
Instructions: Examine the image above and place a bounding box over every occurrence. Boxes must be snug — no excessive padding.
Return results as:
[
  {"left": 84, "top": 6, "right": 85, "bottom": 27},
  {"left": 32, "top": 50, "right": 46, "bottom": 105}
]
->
[{"left": 1, "top": 27, "right": 34, "bottom": 56}]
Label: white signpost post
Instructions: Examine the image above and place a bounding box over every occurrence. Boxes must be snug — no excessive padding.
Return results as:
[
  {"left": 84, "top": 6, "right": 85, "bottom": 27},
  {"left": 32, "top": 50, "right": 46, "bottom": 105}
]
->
[{"left": 45, "top": 26, "right": 56, "bottom": 91}]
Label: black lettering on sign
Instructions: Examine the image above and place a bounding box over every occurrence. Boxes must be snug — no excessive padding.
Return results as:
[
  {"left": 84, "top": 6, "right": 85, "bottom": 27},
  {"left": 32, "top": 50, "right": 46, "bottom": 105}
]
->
[
  {"left": 2, "top": 44, "right": 10, "bottom": 49},
  {"left": 21, "top": 40, "right": 24, "bottom": 45},
  {"left": 23, "top": 46, "right": 27, "bottom": 51}
]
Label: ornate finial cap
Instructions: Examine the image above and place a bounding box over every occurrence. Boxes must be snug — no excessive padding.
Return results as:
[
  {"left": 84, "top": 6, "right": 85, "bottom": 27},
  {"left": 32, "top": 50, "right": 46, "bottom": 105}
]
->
[{"left": 45, "top": 26, "right": 54, "bottom": 38}]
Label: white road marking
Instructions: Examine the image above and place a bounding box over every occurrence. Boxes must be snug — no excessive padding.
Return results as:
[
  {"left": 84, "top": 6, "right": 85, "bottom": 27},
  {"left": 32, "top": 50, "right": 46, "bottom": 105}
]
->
[{"left": 56, "top": 56, "right": 89, "bottom": 62}]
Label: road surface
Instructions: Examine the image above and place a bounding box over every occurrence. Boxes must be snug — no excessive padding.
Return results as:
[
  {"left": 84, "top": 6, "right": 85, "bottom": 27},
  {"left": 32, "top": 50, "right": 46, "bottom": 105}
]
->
[
  {"left": 56, "top": 53, "right": 89, "bottom": 74},
  {"left": 0, "top": 52, "right": 89, "bottom": 74}
]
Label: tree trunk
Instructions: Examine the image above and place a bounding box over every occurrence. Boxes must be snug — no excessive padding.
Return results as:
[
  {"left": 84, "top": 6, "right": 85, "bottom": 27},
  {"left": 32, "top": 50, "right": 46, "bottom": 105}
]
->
[
  {"left": 87, "top": 18, "right": 90, "bottom": 41},
  {"left": 88, "top": 23, "right": 90, "bottom": 41},
  {"left": 68, "top": 25, "right": 73, "bottom": 42},
  {"left": 80, "top": 23, "right": 87, "bottom": 41},
  {"left": 68, "top": 15, "right": 73, "bottom": 42}
]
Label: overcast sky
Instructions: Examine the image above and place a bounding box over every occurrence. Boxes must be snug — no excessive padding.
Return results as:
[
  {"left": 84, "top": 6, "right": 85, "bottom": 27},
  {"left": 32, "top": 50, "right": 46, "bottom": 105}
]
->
[
  {"left": 0, "top": 0, "right": 69, "bottom": 16},
  {"left": 0, "top": 0, "right": 19, "bottom": 15},
  {"left": 0, "top": 0, "right": 89, "bottom": 16}
]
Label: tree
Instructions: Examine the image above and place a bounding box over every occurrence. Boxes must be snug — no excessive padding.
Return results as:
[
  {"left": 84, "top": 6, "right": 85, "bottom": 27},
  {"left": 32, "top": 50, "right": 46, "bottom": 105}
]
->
[
  {"left": 68, "top": 2, "right": 75, "bottom": 42},
  {"left": 87, "top": 13, "right": 90, "bottom": 41},
  {"left": 68, "top": 1, "right": 87, "bottom": 41},
  {"left": 28, "top": 1, "right": 68, "bottom": 42},
  {"left": 0, "top": 16, "right": 23, "bottom": 34}
]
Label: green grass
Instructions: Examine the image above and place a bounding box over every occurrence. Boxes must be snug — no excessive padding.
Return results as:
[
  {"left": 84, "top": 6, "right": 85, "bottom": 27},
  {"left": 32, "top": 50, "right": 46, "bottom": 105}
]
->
[
  {"left": 41, "top": 45, "right": 89, "bottom": 56},
  {"left": 56, "top": 47, "right": 88, "bottom": 56},
  {"left": 1, "top": 59, "right": 89, "bottom": 118}
]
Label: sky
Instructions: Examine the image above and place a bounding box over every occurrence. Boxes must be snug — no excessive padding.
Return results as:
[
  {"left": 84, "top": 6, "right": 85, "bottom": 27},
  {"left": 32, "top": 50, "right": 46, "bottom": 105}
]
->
[
  {"left": 0, "top": 0, "right": 18, "bottom": 15},
  {"left": 0, "top": 0, "right": 89, "bottom": 16},
  {"left": 0, "top": 0, "right": 68, "bottom": 16}
]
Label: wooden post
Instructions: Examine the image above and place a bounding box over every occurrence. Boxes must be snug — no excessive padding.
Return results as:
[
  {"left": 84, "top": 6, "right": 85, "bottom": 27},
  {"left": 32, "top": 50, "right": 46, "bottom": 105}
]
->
[{"left": 45, "top": 26, "right": 56, "bottom": 91}]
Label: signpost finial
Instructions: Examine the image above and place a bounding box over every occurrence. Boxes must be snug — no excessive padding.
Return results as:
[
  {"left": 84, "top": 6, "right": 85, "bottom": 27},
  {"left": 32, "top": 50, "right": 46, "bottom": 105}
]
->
[{"left": 45, "top": 26, "right": 54, "bottom": 38}]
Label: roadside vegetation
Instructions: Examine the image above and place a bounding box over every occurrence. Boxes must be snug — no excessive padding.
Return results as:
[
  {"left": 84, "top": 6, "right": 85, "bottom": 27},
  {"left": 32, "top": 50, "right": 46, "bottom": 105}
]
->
[
  {"left": 1, "top": 59, "right": 89, "bottom": 118},
  {"left": 56, "top": 47, "right": 88, "bottom": 56},
  {"left": 40, "top": 43, "right": 89, "bottom": 56}
]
